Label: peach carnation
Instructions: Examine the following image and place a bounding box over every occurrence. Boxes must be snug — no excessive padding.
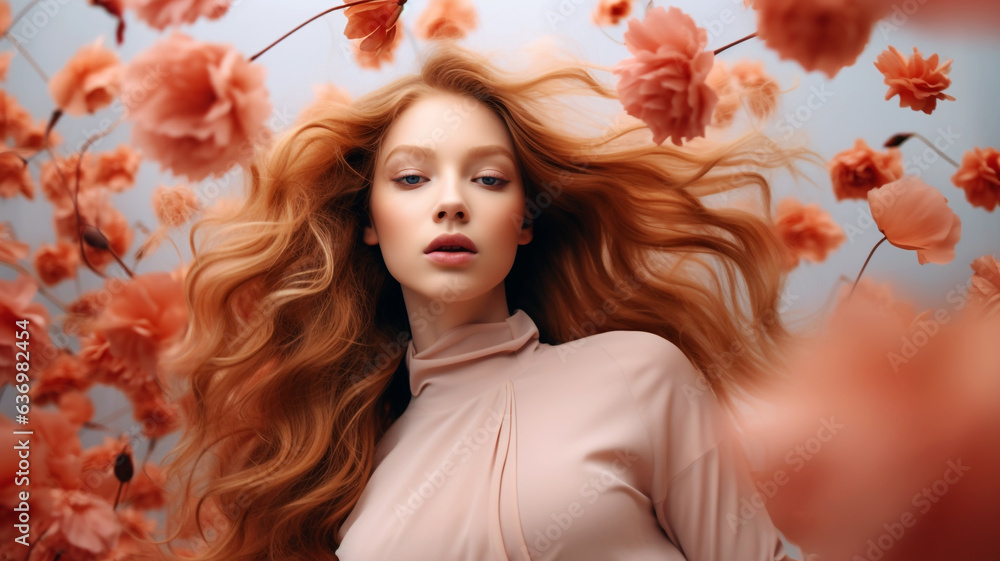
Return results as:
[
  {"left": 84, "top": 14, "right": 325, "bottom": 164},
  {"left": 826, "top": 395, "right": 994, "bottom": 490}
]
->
[
  {"left": 344, "top": 0, "right": 405, "bottom": 53},
  {"left": 868, "top": 175, "right": 962, "bottom": 265},
  {"left": 875, "top": 46, "right": 955, "bottom": 115},
  {"left": 706, "top": 60, "right": 739, "bottom": 128},
  {"left": 42, "top": 488, "right": 121, "bottom": 556},
  {"left": 773, "top": 198, "right": 846, "bottom": 271},
  {"left": 753, "top": 0, "right": 886, "bottom": 79},
  {"left": 415, "top": 0, "right": 478, "bottom": 40},
  {"left": 592, "top": 0, "right": 633, "bottom": 26},
  {"left": 122, "top": 32, "right": 272, "bottom": 182},
  {"left": 352, "top": 22, "right": 405, "bottom": 70},
  {"left": 951, "top": 147, "right": 1000, "bottom": 212},
  {"left": 90, "top": 271, "right": 187, "bottom": 378},
  {"left": 34, "top": 240, "right": 81, "bottom": 285},
  {"left": 0, "top": 151, "right": 34, "bottom": 200},
  {"left": 731, "top": 59, "right": 780, "bottom": 120},
  {"left": 612, "top": 6, "right": 717, "bottom": 147},
  {"left": 58, "top": 391, "right": 95, "bottom": 425},
  {"left": 127, "top": 0, "right": 231, "bottom": 30},
  {"left": 41, "top": 152, "right": 96, "bottom": 205},
  {"left": 48, "top": 37, "right": 123, "bottom": 116},
  {"left": 829, "top": 138, "right": 904, "bottom": 201},
  {"left": 31, "top": 352, "right": 92, "bottom": 405},
  {"left": 94, "top": 144, "right": 142, "bottom": 192},
  {"left": 152, "top": 184, "right": 200, "bottom": 227}
]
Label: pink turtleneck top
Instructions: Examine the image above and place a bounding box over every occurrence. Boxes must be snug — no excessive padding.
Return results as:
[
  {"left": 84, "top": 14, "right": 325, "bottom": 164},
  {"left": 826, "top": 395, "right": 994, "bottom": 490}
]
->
[{"left": 335, "top": 309, "right": 790, "bottom": 560}]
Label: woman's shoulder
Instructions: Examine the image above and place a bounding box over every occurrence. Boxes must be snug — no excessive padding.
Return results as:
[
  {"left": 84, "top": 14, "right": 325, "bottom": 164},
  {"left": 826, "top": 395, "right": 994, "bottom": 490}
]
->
[{"left": 561, "top": 328, "right": 704, "bottom": 391}]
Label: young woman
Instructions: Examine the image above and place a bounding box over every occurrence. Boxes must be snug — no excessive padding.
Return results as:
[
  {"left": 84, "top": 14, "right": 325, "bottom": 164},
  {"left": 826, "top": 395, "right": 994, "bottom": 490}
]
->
[{"left": 159, "top": 41, "right": 807, "bottom": 561}]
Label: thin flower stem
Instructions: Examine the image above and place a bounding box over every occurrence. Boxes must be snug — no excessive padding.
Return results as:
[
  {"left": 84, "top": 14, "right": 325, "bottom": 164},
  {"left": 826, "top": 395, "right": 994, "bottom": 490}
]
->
[
  {"left": 249, "top": 0, "right": 392, "bottom": 63},
  {"left": 912, "top": 132, "right": 960, "bottom": 168},
  {"left": 714, "top": 32, "right": 758, "bottom": 55},
  {"left": 849, "top": 235, "right": 888, "bottom": 299}
]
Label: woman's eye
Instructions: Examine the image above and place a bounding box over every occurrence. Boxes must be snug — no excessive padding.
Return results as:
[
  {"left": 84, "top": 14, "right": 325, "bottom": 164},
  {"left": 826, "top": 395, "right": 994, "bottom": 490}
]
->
[
  {"left": 392, "top": 174, "right": 424, "bottom": 186},
  {"left": 391, "top": 174, "right": 509, "bottom": 187},
  {"left": 476, "top": 174, "right": 510, "bottom": 188}
]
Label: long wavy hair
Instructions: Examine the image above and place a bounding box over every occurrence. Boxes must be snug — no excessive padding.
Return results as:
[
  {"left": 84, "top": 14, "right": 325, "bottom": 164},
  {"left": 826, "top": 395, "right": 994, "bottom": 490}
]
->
[{"left": 156, "top": 40, "right": 816, "bottom": 561}]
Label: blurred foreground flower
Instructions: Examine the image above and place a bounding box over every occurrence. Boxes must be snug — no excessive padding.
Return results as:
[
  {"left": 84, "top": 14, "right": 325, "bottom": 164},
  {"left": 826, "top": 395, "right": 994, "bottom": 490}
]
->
[
  {"left": 48, "top": 36, "right": 123, "bottom": 117},
  {"left": 126, "top": 0, "right": 231, "bottom": 30},
  {"left": 122, "top": 32, "right": 272, "bottom": 182},
  {"left": 868, "top": 175, "right": 962, "bottom": 265},
  {"left": 612, "top": 6, "right": 717, "bottom": 146},
  {"left": 742, "top": 274, "right": 1000, "bottom": 560},
  {"left": 874, "top": 46, "right": 956, "bottom": 115},
  {"left": 414, "top": 0, "right": 478, "bottom": 40},
  {"left": 752, "top": 0, "right": 887, "bottom": 78}
]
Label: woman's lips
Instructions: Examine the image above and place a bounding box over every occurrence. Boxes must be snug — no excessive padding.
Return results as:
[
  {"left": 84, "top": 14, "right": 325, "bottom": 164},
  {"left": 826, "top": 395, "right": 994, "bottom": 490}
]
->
[{"left": 425, "top": 250, "right": 477, "bottom": 266}]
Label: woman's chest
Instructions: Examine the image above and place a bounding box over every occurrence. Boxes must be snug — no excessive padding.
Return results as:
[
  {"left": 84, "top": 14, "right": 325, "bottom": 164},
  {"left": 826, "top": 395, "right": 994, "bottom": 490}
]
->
[{"left": 336, "top": 349, "right": 674, "bottom": 560}]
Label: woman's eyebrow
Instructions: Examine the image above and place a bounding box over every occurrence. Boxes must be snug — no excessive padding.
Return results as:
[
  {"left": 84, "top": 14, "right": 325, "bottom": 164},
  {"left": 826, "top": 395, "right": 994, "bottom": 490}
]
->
[{"left": 383, "top": 144, "right": 516, "bottom": 165}]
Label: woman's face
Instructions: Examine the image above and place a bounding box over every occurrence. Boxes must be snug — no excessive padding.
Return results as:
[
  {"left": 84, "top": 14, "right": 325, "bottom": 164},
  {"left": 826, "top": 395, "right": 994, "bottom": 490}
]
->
[{"left": 364, "top": 92, "right": 532, "bottom": 314}]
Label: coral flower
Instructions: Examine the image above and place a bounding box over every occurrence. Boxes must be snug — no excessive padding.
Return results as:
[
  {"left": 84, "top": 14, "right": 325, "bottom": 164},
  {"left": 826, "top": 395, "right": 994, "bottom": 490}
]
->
[
  {"left": 352, "top": 22, "right": 405, "bottom": 70},
  {"left": 90, "top": 271, "right": 187, "bottom": 378},
  {"left": 874, "top": 46, "right": 956, "bottom": 115},
  {"left": 94, "top": 144, "right": 142, "bottom": 193},
  {"left": 40, "top": 152, "right": 96, "bottom": 205},
  {"left": 344, "top": 0, "right": 405, "bottom": 53},
  {"left": 121, "top": 32, "right": 272, "bottom": 182},
  {"left": 592, "top": 0, "right": 633, "bottom": 26},
  {"left": 152, "top": 183, "right": 200, "bottom": 227},
  {"left": 42, "top": 488, "right": 122, "bottom": 556},
  {"left": 773, "top": 198, "right": 846, "bottom": 271},
  {"left": 34, "top": 240, "right": 81, "bottom": 285},
  {"left": 867, "top": 175, "right": 962, "bottom": 265},
  {"left": 127, "top": 0, "right": 231, "bottom": 30},
  {"left": 48, "top": 36, "right": 123, "bottom": 116},
  {"left": 753, "top": 0, "right": 886, "bottom": 79},
  {"left": 951, "top": 146, "right": 1000, "bottom": 212},
  {"left": 0, "top": 151, "right": 34, "bottom": 200},
  {"left": 612, "top": 6, "right": 717, "bottom": 147},
  {"left": 829, "top": 138, "right": 904, "bottom": 201},
  {"left": 706, "top": 60, "right": 739, "bottom": 128},
  {"left": 414, "top": 0, "right": 477, "bottom": 41},
  {"left": 731, "top": 59, "right": 780, "bottom": 120}
]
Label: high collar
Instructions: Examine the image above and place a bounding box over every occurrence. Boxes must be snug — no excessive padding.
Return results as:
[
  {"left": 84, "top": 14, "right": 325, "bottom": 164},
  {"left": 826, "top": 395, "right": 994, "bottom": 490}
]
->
[{"left": 405, "top": 309, "right": 540, "bottom": 400}]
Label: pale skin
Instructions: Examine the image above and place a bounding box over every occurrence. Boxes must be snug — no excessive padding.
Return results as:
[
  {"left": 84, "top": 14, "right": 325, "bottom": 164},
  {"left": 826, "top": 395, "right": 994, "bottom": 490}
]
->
[{"left": 364, "top": 91, "right": 533, "bottom": 354}]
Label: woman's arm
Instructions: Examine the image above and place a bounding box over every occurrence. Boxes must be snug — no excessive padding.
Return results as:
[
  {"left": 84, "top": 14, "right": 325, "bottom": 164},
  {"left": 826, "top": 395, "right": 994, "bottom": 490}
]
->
[{"left": 653, "top": 434, "right": 792, "bottom": 561}]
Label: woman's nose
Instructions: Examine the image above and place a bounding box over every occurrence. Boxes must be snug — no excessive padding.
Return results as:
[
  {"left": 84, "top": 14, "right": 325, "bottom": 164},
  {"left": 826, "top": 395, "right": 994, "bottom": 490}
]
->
[{"left": 433, "top": 174, "right": 470, "bottom": 222}]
